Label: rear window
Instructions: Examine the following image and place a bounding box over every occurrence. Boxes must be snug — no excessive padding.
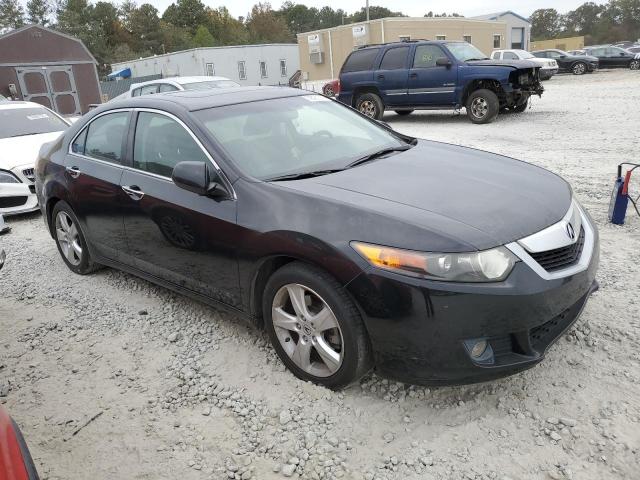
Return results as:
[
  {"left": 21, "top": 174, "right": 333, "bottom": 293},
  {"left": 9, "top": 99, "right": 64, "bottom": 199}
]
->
[
  {"left": 0, "top": 107, "right": 68, "bottom": 139},
  {"left": 342, "top": 49, "right": 379, "bottom": 73},
  {"left": 379, "top": 47, "right": 409, "bottom": 70}
]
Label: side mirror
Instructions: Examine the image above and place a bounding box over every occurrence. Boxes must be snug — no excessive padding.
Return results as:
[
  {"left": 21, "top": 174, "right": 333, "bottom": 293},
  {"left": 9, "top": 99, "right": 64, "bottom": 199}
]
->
[
  {"left": 620, "top": 52, "right": 626, "bottom": 56},
  {"left": 172, "top": 161, "right": 228, "bottom": 198},
  {"left": 436, "top": 57, "right": 452, "bottom": 68}
]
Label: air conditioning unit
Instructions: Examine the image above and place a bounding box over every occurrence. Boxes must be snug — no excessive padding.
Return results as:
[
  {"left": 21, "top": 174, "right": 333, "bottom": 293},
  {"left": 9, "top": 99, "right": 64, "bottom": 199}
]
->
[{"left": 309, "top": 52, "right": 324, "bottom": 64}]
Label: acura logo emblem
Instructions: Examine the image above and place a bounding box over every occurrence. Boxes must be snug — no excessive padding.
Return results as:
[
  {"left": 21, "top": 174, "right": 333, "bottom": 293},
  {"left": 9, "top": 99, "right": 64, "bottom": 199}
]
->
[{"left": 566, "top": 222, "right": 576, "bottom": 240}]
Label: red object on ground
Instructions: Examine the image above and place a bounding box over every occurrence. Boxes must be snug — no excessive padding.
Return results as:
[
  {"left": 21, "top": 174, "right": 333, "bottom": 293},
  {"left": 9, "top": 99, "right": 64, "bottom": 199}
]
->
[
  {"left": 322, "top": 79, "right": 340, "bottom": 96},
  {"left": 0, "top": 406, "right": 30, "bottom": 480},
  {"left": 621, "top": 170, "right": 632, "bottom": 196}
]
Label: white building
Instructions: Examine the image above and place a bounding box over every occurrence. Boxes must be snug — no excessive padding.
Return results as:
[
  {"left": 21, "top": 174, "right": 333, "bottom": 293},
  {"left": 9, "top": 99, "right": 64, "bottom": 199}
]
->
[
  {"left": 471, "top": 11, "right": 531, "bottom": 51},
  {"left": 110, "top": 44, "right": 300, "bottom": 86}
]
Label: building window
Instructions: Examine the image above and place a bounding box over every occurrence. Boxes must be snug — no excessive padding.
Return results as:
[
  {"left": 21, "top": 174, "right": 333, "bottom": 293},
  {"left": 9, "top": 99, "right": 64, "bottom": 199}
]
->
[
  {"left": 205, "top": 63, "right": 215, "bottom": 76},
  {"left": 399, "top": 35, "right": 411, "bottom": 42},
  {"left": 436, "top": 35, "right": 446, "bottom": 40},
  {"left": 259, "top": 61, "right": 267, "bottom": 78},
  {"left": 280, "top": 59, "right": 287, "bottom": 77},
  {"left": 494, "top": 34, "right": 502, "bottom": 49},
  {"left": 463, "top": 35, "right": 472, "bottom": 43},
  {"left": 238, "top": 61, "right": 246, "bottom": 80}
]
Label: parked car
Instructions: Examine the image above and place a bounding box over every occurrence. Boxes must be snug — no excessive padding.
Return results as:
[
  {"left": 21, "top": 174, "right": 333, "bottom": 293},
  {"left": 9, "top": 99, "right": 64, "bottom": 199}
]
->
[
  {"left": 581, "top": 45, "right": 640, "bottom": 70},
  {"left": 491, "top": 49, "right": 558, "bottom": 80},
  {"left": 567, "top": 49, "right": 587, "bottom": 56},
  {"left": 531, "top": 49, "right": 599, "bottom": 75},
  {"left": 36, "top": 87, "right": 599, "bottom": 389},
  {"left": 114, "top": 76, "right": 241, "bottom": 100},
  {"left": 322, "top": 79, "right": 340, "bottom": 97},
  {"left": 0, "top": 101, "right": 70, "bottom": 216},
  {"left": 337, "top": 40, "right": 544, "bottom": 124}
]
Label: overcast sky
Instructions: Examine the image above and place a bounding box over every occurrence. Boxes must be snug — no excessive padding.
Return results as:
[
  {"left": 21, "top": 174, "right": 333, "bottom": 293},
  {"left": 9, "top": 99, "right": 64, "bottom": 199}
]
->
[{"left": 140, "top": 0, "right": 603, "bottom": 18}]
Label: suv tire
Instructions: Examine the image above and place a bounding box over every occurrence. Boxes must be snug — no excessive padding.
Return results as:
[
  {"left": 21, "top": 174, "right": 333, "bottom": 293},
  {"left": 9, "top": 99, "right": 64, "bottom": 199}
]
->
[
  {"left": 52, "top": 201, "right": 102, "bottom": 275},
  {"left": 356, "top": 93, "right": 384, "bottom": 120},
  {"left": 263, "top": 262, "right": 373, "bottom": 390},
  {"left": 466, "top": 89, "right": 499, "bottom": 124},
  {"left": 395, "top": 110, "right": 414, "bottom": 116}
]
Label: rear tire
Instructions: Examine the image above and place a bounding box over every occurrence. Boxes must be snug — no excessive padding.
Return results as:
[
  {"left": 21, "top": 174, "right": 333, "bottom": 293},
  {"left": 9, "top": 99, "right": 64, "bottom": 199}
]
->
[
  {"left": 394, "top": 110, "right": 414, "bottom": 116},
  {"left": 355, "top": 93, "right": 384, "bottom": 120},
  {"left": 263, "top": 262, "right": 372, "bottom": 390},
  {"left": 52, "top": 201, "right": 102, "bottom": 275},
  {"left": 572, "top": 62, "right": 587, "bottom": 75},
  {"left": 466, "top": 89, "right": 499, "bottom": 124}
]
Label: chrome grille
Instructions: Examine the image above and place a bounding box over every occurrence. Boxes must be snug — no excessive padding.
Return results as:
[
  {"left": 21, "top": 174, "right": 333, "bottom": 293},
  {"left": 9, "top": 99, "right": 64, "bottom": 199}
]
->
[
  {"left": 22, "top": 168, "right": 35, "bottom": 183},
  {"left": 529, "top": 227, "right": 585, "bottom": 272}
]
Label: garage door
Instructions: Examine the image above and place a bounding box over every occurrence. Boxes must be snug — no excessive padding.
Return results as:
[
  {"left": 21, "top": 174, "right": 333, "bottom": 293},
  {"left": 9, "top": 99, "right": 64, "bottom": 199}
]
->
[{"left": 15, "top": 65, "right": 81, "bottom": 115}]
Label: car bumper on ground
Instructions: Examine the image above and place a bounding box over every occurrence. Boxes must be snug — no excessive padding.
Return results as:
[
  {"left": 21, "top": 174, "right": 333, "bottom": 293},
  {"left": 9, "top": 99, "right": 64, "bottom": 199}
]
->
[
  {"left": 347, "top": 205, "right": 600, "bottom": 386},
  {"left": 0, "top": 165, "right": 38, "bottom": 216},
  {"left": 540, "top": 68, "right": 559, "bottom": 80}
]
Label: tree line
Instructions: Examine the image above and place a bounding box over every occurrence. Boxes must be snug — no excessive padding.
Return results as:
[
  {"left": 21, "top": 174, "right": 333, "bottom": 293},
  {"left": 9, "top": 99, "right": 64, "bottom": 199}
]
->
[{"left": 530, "top": 1, "right": 640, "bottom": 44}]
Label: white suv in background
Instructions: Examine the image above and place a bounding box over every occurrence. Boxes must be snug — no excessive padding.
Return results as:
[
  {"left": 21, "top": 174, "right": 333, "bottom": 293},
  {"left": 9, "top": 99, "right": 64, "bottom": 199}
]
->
[
  {"left": 112, "top": 76, "right": 241, "bottom": 101},
  {"left": 492, "top": 49, "right": 559, "bottom": 80}
]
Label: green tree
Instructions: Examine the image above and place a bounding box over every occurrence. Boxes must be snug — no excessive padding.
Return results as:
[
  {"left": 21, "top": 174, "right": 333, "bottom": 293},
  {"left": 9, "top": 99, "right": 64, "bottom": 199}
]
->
[
  {"left": 192, "top": 23, "right": 213, "bottom": 46},
  {"left": 126, "top": 3, "right": 163, "bottom": 54},
  {"left": 159, "top": 20, "right": 193, "bottom": 52},
  {"left": 162, "top": 0, "right": 207, "bottom": 34},
  {"left": 26, "top": 0, "right": 51, "bottom": 25},
  {"left": 0, "top": 0, "right": 25, "bottom": 30},
  {"left": 207, "top": 6, "right": 247, "bottom": 45},
  {"left": 246, "top": 3, "right": 291, "bottom": 43},
  {"left": 349, "top": 6, "right": 404, "bottom": 23},
  {"left": 563, "top": 2, "right": 604, "bottom": 34},
  {"left": 530, "top": 8, "right": 563, "bottom": 40}
]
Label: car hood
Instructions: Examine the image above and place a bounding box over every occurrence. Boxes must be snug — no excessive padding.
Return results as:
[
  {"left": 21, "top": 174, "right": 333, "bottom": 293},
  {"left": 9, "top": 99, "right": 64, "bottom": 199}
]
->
[
  {"left": 0, "top": 131, "right": 64, "bottom": 170},
  {"left": 278, "top": 141, "right": 572, "bottom": 251},
  {"left": 466, "top": 59, "right": 540, "bottom": 69}
]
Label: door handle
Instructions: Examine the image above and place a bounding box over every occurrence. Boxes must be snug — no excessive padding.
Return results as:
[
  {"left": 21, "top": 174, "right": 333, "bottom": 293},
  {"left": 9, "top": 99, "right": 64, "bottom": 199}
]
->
[
  {"left": 409, "top": 73, "right": 418, "bottom": 79},
  {"left": 377, "top": 74, "right": 385, "bottom": 80},
  {"left": 122, "top": 185, "right": 145, "bottom": 200},
  {"left": 66, "top": 166, "right": 81, "bottom": 178}
]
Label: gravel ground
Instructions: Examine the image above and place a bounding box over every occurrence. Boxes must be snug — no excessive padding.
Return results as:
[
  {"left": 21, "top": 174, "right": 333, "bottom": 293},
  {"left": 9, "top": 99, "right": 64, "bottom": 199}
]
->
[{"left": 1, "top": 70, "right": 639, "bottom": 480}]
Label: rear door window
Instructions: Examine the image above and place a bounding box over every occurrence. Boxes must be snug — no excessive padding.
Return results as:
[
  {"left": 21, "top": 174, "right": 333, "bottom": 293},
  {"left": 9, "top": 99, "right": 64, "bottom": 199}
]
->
[
  {"left": 139, "top": 84, "right": 159, "bottom": 96},
  {"left": 413, "top": 45, "right": 446, "bottom": 68},
  {"left": 379, "top": 47, "right": 409, "bottom": 70},
  {"left": 159, "top": 83, "right": 179, "bottom": 93},
  {"left": 342, "top": 49, "right": 380, "bottom": 73},
  {"left": 503, "top": 52, "right": 518, "bottom": 60},
  {"left": 491, "top": 51, "right": 501, "bottom": 59},
  {"left": 133, "top": 112, "right": 208, "bottom": 178},
  {"left": 82, "top": 112, "right": 129, "bottom": 164}
]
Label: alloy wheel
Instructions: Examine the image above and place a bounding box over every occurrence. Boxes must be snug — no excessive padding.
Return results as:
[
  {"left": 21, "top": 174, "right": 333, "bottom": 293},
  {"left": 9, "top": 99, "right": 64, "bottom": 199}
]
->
[
  {"left": 55, "top": 211, "right": 82, "bottom": 266},
  {"left": 631, "top": 60, "right": 640, "bottom": 70},
  {"left": 271, "top": 283, "right": 344, "bottom": 378},
  {"left": 573, "top": 63, "right": 586, "bottom": 75},
  {"left": 358, "top": 100, "right": 377, "bottom": 118},
  {"left": 324, "top": 86, "right": 334, "bottom": 96},
  {"left": 470, "top": 97, "right": 488, "bottom": 119}
]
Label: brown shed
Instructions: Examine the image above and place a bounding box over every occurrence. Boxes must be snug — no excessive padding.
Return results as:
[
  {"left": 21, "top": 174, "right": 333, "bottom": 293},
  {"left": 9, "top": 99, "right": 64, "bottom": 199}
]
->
[{"left": 0, "top": 24, "right": 101, "bottom": 115}]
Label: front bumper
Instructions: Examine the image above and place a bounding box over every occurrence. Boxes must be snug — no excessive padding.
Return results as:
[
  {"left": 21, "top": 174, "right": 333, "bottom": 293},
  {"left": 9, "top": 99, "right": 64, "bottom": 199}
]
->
[
  {"left": 0, "top": 165, "right": 38, "bottom": 216},
  {"left": 540, "top": 68, "right": 559, "bottom": 79},
  {"left": 347, "top": 206, "right": 600, "bottom": 386}
]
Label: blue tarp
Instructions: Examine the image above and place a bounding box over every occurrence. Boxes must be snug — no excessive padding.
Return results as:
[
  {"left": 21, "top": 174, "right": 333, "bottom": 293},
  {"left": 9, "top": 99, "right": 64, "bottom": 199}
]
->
[{"left": 107, "top": 67, "right": 131, "bottom": 79}]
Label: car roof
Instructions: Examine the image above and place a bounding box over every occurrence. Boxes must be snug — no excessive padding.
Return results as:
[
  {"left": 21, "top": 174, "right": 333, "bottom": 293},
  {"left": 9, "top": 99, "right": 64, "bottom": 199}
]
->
[
  {"left": 130, "top": 76, "right": 232, "bottom": 90},
  {"left": 105, "top": 86, "right": 311, "bottom": 113},
  {"left": 356, "top": 39, "right": 458, "bottom": 50},
  {"left": 0, "top": 100, "right": 49, "bottom": 110}
]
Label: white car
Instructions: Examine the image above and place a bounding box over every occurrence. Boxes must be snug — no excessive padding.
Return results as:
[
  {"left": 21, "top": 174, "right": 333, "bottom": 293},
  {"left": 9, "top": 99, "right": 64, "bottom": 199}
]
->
[
  {"left": 491, "top": 49, "right": 559, "bottom": 80},
  {"left": 0, "top": 101, "right": 70, "bottom": 216},
  {"left": 113, "top": 76, "right": 241, "bottom": 101}
]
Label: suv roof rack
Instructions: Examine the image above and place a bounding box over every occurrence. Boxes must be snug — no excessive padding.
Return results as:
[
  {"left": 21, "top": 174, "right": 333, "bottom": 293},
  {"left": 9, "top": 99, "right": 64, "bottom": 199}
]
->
[{"left": 356, "top": 39, "right": 431, "bottom": 49}]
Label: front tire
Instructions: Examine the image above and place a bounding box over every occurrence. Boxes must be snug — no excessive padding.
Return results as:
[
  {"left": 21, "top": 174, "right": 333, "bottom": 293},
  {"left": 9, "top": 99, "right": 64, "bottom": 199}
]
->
[
  {"left": 355, "top": 93, "right": 384, "bottom": 120},
  {"left": 630, "top": 60, "right": 640, "bottom": 70},
  {"left": 52, "top": 201, "right": 101, "bottom": 275},
  {"left": 263, "top": 262, "right": 372, "bottom": 390},
  {"left": 466, "top": 89, "right": 499, "bottom": 124},
  {"left": 572, "top": 62, "right": 587, "bottom": 75}
]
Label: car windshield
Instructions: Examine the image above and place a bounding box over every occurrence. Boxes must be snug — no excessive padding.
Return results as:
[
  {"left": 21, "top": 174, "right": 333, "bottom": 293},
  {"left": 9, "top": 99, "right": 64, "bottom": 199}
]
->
[
  {"left": 446, "top": 42, "right": 489, "bottom": 61},
  {"left": 182, "top": 80, "right": 240, "bottom": 90},
  {"left": 0, "top": 107, "right": 68, "bottom": 139},
  {"left": 195, "top": 95, "right": 405, "bottom": 180},
  {"left": 516, "top": 50, "right": 535, "bottom": 59}
]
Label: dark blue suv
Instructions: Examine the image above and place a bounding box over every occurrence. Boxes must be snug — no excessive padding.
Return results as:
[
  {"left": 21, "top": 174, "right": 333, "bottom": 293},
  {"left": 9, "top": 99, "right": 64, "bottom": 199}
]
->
[{"left": 338, "top": 40, "right": 544, "bottom": 124}]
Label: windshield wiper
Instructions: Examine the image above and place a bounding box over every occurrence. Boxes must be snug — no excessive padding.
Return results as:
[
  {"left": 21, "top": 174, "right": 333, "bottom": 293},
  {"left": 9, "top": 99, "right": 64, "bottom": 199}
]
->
[
  {"left": 347, "top": 145, "right": 413, "bottom": 169},
  {"left": 266, "top": 169, "right": 345, "bottom": 182}
]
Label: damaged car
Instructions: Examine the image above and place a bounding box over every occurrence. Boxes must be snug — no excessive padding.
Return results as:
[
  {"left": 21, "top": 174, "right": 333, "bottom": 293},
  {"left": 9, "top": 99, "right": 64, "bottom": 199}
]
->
[{"left": 337, "top": 40, "right": 544, "bottom": 124}]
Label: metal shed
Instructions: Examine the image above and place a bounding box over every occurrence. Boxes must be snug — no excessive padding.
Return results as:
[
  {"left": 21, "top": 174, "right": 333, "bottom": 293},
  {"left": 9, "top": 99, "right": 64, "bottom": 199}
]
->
[{"left": 0, "top": 25, "right": 101, "bottom": 115}]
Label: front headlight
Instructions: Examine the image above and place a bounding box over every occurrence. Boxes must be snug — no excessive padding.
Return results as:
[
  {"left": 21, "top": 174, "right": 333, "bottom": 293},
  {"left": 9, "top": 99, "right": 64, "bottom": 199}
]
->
[
  {"left": 0, "top": 170, "right": 20, "bottom": 184},
  {"left": 351, "top": 242, "right": 518, "bottom": 282}
]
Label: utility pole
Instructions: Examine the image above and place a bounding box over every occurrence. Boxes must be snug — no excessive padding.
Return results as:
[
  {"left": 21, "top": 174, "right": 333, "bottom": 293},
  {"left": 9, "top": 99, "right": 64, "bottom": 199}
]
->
[{"left": 366, "top": 0, "right": 370, "bottom": 22}]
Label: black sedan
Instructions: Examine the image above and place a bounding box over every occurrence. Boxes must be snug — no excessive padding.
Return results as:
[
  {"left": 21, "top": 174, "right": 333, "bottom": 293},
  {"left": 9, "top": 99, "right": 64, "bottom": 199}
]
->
[
  {"left": 35, "top": 87, "right": 599, "bottom": 389},
  {"left": 582, "top": 45, "right": 640, "bottom": 70},
  {"left": 531, "top": 49, "right": 599, "bottom": 75}
]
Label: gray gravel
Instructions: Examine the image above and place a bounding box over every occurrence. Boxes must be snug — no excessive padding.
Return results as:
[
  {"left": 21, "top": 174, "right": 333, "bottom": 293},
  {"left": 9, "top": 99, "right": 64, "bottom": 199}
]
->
[{"left": 0, "top": 70, "right": 639, "bottom": 480}]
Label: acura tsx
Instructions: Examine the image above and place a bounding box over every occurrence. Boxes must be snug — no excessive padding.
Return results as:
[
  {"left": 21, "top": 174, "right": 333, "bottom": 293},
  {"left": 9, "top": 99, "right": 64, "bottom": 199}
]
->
[{"left": 35, "top": 87, "right": 599, "bottom": 389}]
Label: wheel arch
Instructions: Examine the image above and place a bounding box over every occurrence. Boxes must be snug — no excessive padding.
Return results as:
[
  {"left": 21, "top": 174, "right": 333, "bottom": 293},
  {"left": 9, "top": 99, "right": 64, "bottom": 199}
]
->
[
  {"left": 461, "top": 79, "right": 505, "bottom": 106},
  {"left": 351, "top": 86, "right": 382, "bottom": 107}
]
